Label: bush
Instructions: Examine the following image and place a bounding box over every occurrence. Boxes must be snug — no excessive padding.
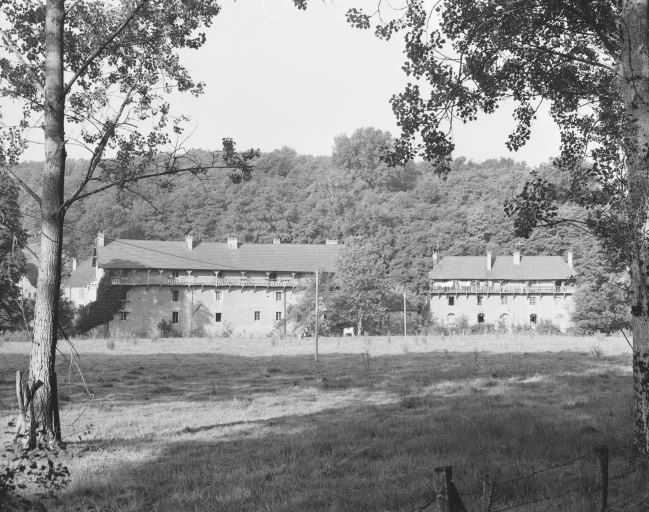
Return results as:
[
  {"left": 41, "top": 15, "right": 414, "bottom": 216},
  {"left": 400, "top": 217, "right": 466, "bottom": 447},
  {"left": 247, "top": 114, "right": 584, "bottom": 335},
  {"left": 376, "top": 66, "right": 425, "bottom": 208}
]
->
[
  {"left": 157, "top": 319, "right": 181, "bottom": 338},
  {"left": 469, "top": 323, "right": 496, "bottom": 334},
  {"left": 535, "top": 320, "right": 562, "bottom": 335}
]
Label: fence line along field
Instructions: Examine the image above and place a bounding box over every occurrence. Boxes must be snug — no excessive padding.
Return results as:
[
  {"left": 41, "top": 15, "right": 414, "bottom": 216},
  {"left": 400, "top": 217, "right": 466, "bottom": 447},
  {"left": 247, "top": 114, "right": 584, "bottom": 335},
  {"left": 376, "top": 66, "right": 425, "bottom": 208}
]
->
[{"left": 0, "top": 334, "right": 644, "bottom": 511}]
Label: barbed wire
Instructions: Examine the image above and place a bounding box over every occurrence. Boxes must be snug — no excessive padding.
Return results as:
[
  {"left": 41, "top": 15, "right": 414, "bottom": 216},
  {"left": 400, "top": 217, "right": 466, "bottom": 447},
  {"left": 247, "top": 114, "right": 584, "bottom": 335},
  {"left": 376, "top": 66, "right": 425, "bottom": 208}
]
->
[
  {"left": 490, "top": 484, "right": 589, "bottom": 512},
  {"left": 492, "top": 453, "right": 591, "bottom": 488}
]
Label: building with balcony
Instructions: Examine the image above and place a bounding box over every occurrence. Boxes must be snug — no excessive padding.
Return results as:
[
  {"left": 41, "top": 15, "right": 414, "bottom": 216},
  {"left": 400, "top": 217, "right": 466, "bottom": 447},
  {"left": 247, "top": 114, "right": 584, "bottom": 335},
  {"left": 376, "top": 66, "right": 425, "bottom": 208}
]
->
[
  {"left": 67, "top": 233, "right": 340, "bottom": 336},
  {"left": 429, "top": 250, "right": 576, "bottom": 331}
]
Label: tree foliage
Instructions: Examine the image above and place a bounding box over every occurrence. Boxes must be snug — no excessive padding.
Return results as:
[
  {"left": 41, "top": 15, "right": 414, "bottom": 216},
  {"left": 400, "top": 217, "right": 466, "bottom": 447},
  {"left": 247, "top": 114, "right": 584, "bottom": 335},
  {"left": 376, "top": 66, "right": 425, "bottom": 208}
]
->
[
  {"left": 0, "top": 173, "right": 26, "bottom": 332},
  {"left": 326, "top": 241, "right": 391, "bottom": 335}
]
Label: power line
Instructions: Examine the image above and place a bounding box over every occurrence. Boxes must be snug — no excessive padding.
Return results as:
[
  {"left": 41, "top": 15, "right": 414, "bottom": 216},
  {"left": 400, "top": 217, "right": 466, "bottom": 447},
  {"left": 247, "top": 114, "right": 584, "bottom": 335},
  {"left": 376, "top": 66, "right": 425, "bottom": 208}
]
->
[{"left": 20, "top": 209, "right": 252, "bottom": 272}]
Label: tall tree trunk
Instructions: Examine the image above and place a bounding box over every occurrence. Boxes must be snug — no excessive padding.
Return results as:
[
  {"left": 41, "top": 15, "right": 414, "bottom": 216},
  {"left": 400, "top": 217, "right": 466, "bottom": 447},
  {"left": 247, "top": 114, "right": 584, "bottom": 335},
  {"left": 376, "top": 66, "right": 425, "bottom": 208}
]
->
[
  {"left": 29, "top": 0, "right": 66, "bottom": 445},
  {"left": 357, "top": 315, "right": 363, "bottom": 337},
  {"left": 621, "top": 0, "right": 649, "bottom": 456}
]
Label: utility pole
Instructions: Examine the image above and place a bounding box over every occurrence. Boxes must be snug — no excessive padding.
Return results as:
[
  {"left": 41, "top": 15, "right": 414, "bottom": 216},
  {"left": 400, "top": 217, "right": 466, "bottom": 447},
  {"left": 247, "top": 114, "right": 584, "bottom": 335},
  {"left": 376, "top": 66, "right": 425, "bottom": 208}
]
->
[
  {"left": 403, "top": 288, "right": 407, "bottom": 343},
  {"left": 315, "top": 269, "right": 319, "bottom": 362},
  {"left": 283, "top": 291, "right": 287, "bottom": 335}
]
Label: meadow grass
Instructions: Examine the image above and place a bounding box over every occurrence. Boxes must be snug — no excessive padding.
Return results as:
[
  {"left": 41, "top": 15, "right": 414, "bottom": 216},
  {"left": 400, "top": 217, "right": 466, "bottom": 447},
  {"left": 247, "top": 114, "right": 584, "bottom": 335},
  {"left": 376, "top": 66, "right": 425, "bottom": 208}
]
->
[{"left": 0, "top": 335, "right": 644, "bottom": 511}]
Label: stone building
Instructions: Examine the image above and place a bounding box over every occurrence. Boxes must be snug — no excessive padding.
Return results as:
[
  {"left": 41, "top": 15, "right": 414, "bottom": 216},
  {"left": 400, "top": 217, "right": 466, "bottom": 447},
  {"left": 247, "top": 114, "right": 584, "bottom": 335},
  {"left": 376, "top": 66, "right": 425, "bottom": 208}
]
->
[
  {"left": 80, "top": 233, "right": 339, "bottom": 336},
  {"left": 429, "top": 250, "right": 575, "bottom": 331}
]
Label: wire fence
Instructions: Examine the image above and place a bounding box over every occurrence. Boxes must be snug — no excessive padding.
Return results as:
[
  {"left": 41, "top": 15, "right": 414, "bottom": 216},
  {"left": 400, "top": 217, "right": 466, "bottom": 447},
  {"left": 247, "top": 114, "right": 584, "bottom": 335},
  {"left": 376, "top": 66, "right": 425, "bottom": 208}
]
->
[{"left": 413, "top": 445, "right": 648, "bottom": 512}]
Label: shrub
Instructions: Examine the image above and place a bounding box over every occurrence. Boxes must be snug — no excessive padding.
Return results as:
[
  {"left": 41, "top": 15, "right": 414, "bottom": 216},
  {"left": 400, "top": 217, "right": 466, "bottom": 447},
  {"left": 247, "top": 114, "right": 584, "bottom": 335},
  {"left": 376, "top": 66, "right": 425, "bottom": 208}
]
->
[
  {"left": 157, "top": 319, "right": 181, "bottom": 338},
  {"left": 535, "top": 320, "right": 562, "bottom": 335},
  {"left": 469, "top": 323, "right": 496, "bottom": 334}
]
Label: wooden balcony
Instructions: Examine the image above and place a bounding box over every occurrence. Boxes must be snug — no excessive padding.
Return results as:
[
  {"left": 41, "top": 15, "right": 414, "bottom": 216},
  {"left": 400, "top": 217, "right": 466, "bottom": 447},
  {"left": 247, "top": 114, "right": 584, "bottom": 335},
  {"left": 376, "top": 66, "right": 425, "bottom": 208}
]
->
[
  {"left": 431, "top": 285, "right": 575, "bottom": 295},
  {"left": 109, "top": 275, "right": 303, "bottom": 288}
]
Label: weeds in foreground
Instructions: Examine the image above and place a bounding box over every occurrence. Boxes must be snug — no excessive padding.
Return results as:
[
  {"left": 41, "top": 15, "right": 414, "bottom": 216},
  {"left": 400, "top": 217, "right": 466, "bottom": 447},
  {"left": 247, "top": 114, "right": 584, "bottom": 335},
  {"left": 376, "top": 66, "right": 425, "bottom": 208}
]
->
[{"left": 590, "top": 345, "right": 605, "bottom": 360}]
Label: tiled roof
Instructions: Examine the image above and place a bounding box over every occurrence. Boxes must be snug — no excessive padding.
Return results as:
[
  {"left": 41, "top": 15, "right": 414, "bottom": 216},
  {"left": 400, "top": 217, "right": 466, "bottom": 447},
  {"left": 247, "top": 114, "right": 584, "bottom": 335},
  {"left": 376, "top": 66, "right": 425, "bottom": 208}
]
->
[
  {"left": 429, "top": 255, "right": 574, "bottom": 281},
  {"left": 65, "top": 258, "right": 97, "bottom": 287},
  {"left": 97, "top": 240, "right": 341, "bottom": 273}
]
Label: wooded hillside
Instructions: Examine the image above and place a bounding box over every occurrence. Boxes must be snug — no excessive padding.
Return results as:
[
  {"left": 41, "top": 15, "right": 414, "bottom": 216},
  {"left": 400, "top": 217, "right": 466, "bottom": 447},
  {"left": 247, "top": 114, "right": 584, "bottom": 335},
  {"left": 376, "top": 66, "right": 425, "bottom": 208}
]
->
[{"left": 16, "top": 128, "right": 601, "bottom": 298}]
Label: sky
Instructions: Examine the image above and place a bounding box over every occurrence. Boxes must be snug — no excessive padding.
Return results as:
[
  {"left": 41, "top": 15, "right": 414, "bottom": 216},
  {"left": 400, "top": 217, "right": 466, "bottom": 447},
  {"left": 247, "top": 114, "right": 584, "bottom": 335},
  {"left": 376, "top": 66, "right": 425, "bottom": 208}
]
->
[{"left": 20, "top": 0, "right": 560, "bottom": 165}]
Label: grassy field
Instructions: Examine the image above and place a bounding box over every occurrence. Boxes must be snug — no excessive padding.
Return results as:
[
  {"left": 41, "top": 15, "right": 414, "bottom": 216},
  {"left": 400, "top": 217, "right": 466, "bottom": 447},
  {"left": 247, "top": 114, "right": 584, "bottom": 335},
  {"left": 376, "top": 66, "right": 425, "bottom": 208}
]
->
[{"left": 0, "top": 334, "right": 647, "bottom": 511}]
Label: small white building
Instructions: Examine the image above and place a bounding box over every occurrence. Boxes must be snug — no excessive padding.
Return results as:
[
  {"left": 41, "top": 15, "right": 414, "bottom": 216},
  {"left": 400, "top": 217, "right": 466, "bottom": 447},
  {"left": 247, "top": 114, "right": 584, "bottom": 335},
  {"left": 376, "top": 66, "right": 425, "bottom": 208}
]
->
[
  {"left": 63, "top": 256, "right": 99, "bottom": 307},
  {"left": 429, "top": 250, "right": 576, "bottom": 331}
]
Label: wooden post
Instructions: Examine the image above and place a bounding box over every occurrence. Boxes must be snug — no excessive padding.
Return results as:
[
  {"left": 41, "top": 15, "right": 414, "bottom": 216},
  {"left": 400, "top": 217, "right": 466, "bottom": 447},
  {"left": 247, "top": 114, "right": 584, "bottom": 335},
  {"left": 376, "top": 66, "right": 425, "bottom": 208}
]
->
[
  {"left": 51, "top": 371, "right": 61, "bottom": 442},
  {"left": 16, "top": 370, "right": 24, "bottom": 413},
  {"left": 482, "top": 473, "right": 495, "bottom": 512},
  {"left": 595, "top": 445, "right": 608, "bottom": 512},
  {"left": 283, "top": 290, "right": 287, "bottom": 335},
  {"left": 315, "top": 269, "right": 319, "bottom": 362},
  {"left": 433, "top": 466, "right": 451, "bottom": 512}
]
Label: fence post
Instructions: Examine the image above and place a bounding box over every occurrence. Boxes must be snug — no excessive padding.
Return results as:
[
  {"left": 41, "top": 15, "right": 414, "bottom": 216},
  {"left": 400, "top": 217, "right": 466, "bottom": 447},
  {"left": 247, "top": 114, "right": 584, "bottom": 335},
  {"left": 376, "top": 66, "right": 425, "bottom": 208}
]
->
[
  {"left": 594, "top": 445, "right": 608, "bottom": 512},
  {"left": 433, "top": 466, "right": 467, "bottom": 512},
  {"left": 433, "top": 466, "right": 451, "bottom": 512},
  {"left": 482, "top": 473, "right": 495, "bottom": 512},
  {"left": 51, "top": 371, "right": 61, "bottom": 442}
]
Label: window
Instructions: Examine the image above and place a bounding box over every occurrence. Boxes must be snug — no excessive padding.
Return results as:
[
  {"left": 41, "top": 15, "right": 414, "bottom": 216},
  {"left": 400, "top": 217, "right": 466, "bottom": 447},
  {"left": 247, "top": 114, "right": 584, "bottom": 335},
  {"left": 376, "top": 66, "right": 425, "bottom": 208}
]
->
[
  {"left": 269, "top": 272, "right": 277, "bottom": 280},
  {"left": 172, "top": 290, "right": 179, "bottom": 302},
  {"left": 448, "top": 296, "right": 455, "bottom": 306},
  {"left": 501, "top": 296, "right": 508, "bottom": 305},
  {"left": 477, "top": 313, "right": 485, "bottom": 324},
  {"left": 477, "top": 296, "right": 483, "bottom": 305},
  {"left": 215, "top": 313, "right": 222, "bottom": 323},
  {"left": 276, "top": 312, "right": 282, "bottom": 321},
  {"left": 172, "top": 311, "right": 179, "bottom": 324},
  {"left": 254, "top": 311, "right": 260, "bottom": 321},
  {"left": 172, "top": 270, "right": 179, "bottom": 278},
  {"left": 275, "top": 291, "right": 282, "bottom": 301},
  {"left": 530, "top": 314, "right": 537, "bottom": 325},
  {"left": 119, "top": 311, "right": 128, "bottom": 321},
  {"left": 215, "top": 290, "right": 222, "bottom": 301},
  {"left": 447, "top": 313, "right": 456, "bottom": 324},
  {"left": 528, "top": 296, "right": 537, "bottom": 305}
]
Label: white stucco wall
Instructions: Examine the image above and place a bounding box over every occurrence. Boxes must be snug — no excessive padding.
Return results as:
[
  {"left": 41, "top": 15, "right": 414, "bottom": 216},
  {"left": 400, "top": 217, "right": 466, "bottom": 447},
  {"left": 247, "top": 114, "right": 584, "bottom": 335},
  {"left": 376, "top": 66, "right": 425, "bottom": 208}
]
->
[
  {"left": 108, "top": 284, "right": 303, "bottom": 337},
  {"left": 430, "top": 292, "right": 574, "bottom": 331}
]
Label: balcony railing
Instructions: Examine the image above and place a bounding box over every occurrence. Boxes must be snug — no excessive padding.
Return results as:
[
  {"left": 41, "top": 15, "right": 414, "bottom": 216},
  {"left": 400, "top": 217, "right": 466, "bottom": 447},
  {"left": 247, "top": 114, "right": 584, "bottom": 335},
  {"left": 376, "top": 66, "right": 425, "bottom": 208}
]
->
[
  {"left": 431, "top": 285, "right": 575, "bottom": 295},
  {"left": 110, "top": 275, "right": 303, "bottom": 288}
]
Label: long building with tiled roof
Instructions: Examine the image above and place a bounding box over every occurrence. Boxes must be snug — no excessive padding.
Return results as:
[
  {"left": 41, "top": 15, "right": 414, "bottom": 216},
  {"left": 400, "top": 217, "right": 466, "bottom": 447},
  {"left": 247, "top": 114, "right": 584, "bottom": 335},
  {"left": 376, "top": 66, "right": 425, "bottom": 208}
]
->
[
  {"left": 85, "top": 233, "right": 340, "bottom": 337},
  {"left": 429, "top": 250, "right": 576, "bottom": 331}
]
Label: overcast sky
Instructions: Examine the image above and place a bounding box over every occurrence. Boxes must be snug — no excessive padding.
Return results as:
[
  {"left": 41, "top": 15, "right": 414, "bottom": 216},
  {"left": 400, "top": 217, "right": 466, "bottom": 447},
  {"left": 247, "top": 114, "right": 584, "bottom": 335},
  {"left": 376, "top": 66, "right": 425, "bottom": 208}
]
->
[{"left": 22, "top": 0, "right": 561, "bottom": 165}]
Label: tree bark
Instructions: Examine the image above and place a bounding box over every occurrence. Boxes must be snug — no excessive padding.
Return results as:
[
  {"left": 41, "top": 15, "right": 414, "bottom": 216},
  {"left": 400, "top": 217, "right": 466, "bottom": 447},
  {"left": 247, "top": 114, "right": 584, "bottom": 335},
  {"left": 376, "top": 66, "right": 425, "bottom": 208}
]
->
[
  {"left": 29, "top": 0, "right": 66, "bottom": 445},
  {"left": 620, "top": 0, "right": 649, "bottom": 456}
]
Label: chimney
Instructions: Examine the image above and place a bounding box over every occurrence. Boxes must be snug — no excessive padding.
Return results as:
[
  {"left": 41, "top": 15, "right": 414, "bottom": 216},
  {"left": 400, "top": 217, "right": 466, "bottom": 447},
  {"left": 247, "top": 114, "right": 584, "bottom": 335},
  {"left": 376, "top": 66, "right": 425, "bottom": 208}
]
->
[
  {"left": 567, "top": 249, "right": 573, "bottom": 268},
  {"left": 432, "top": 250, "right": 438, "bottom": 266},
  {"left": 273, "top": 238, "right": 281, "bottom": 244},
  {"left": 185, "top": 233, "right": 194, "bottom": 250},
  {"left": 72, "top": 257, "right": 77, "bottom": 272},
  {"left": 96, "top": 231, "right": 105, "bottom": 248},
  {"left": 325, "top": 239, "right": 338, "bottom": 245},
  {"left": 513, "top": 250, "right": 521, "bottom": 265},
  {"left": 227, "top": 236, "right": 238, "bottom": 250},
  {"left": 486, "top": 251, "right": 492, "bottom": 271}
]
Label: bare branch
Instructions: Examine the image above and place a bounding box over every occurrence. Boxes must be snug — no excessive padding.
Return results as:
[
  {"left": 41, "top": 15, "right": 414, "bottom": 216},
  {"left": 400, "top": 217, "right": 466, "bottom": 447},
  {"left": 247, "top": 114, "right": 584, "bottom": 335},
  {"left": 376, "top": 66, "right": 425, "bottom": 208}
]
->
[
  {"left": 71, "top": 162, "right": 232, "bottom": 203},
  {"left": 4, "top": 167, "right": 42, "bottom": 207},
  {"left": 64, "top": 0, "right": 151, "bottom": 96},
  {"left": 63, "top": 87, "right": 135, "bottom": 209},
  {"left": 517, "top": 43, "right": 616, "bottom": 72},
  {"left": 0, "top": 27, "right": 44, "bottom": 98}
]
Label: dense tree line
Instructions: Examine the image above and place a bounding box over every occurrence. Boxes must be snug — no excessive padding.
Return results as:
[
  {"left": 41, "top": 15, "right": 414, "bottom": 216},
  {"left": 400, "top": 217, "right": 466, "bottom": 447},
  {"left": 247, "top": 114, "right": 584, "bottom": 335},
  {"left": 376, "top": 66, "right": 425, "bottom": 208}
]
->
[{"left": 15, "top": 129, "right": 601, "bottom": 298}]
